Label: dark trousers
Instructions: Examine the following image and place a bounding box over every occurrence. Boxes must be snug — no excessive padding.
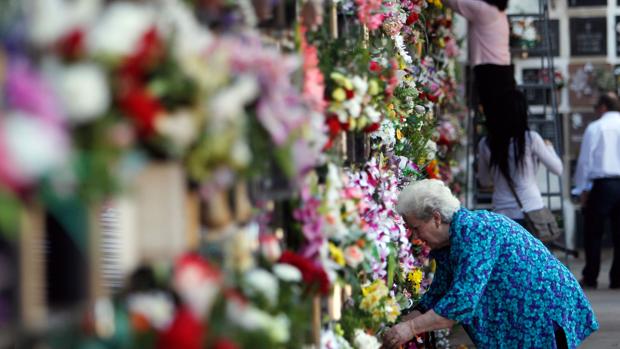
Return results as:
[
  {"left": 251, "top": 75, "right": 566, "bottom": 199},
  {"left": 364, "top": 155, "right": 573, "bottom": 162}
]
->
[
  {"left": 582, "top": 178, "right": 620, "bottom": 286},
  {"left": 473, "top": 64, "right": 517, "bottom": 111}
]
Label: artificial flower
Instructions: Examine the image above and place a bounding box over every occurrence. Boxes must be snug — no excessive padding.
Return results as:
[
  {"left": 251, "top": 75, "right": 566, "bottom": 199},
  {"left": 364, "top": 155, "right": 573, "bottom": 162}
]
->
[
  {"left": 54, "top": 63, "right": 110, "bottom": 123},
  {"left": 279, "top": 250, "right": 330, "bottom": 295},
  {"left": 260, "top": 234, "right": 282, "bottom": 263},
  {"left": 173, "top": 253, "right": 222, "bottom": 319},
  {"left": 272, "top": 263, "right": 303, "bottom": 282},
  {"left": 328, "top": 243, "right": 346, "bottom": 266},
  {"left": 344, "top": 245, "right": 364, "bottom": 269},
  {"left": 353, "top": 329, "right": 381, "bottom": 349},
  {"left": 244, "top": 268, "right": 279, "bottom": 306},
  {"left": 87, "top": 1, "right": 156, "bottom": 57}
]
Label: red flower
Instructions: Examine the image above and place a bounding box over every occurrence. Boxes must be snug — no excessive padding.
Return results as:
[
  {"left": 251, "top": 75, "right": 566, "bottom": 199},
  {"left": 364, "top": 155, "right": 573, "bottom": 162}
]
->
[
  {"left": 326, "top": 115, "right": 343, "bottom": 136},
  {"left": 406, "top": 13, "right": 419, "bottom": 25},
  {"left": 212, "top": 338, "right": 240, "bottom": 349},
  {"left": 279, "top": 250, "right": 330, "bottom": 295},
  {"left": 156, "top": 307, "right": 203, "bottom": 349},
  {"left": 345, "top": 89, "right": 355, "bottom": 99},
  {"left": 363, "top": 122, "right": 380, "bottom": 133},
  {"left": 120, "top": 26, "right": 164, "bottom": 80},
  {"left": 118, "top": 85, "right": 163, "bottom": 137},
  {"left": 56, "top": 28, "right": 85, "bottom": 60},
  {"left": 369, "top": 61, "right": 382, "bottom": 72}
]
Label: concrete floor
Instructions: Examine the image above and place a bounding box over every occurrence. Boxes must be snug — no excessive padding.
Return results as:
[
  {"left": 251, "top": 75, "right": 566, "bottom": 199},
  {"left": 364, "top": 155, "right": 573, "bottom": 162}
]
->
[{"left": 448, "top": 249, "right": 620, "bottom": 348}]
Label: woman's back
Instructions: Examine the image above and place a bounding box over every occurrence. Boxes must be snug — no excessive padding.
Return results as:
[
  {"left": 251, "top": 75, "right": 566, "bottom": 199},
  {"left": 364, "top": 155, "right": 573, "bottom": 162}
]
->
[{"left": 478, "top": 130, "right": 563, "bottom": 218}]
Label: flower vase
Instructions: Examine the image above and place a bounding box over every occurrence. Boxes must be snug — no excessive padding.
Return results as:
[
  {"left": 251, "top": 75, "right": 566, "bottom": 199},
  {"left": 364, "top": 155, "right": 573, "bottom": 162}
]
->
[
  {"left": 234, "top": 181, "right": 253, "bottom": 224},
  {"left": 19, "top": 201, "right": 47, "bottom": 329},
  {"left": 203, "top": 188, "right": 233, "bottom": 230}
]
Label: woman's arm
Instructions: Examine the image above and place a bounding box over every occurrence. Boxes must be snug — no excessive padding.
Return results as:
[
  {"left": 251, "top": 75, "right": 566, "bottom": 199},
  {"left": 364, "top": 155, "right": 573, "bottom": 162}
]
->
[
  {"left": 531, "top": 131, "right": 563, "bottom": 175},
  {"left": 382, "top": 310, "right": 455, "bottom": 349}
]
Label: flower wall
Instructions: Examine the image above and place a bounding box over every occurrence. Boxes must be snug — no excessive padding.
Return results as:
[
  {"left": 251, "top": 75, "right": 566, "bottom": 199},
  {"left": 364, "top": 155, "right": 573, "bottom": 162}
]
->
[{"left": 0, "top": 0, "right": 466, "bottom": 347}]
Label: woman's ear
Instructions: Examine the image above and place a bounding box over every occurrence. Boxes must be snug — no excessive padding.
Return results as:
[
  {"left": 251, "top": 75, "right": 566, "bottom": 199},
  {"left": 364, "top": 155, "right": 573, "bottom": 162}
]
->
[{"left": 433, "top": 211, "right": 442, "bottom": 228}]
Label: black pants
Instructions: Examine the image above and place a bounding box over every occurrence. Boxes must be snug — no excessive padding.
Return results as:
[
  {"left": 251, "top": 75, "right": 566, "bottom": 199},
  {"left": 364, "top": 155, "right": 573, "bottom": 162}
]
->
[
  {"left": 582, "top": 178, "right": 620, "bottom": 287},
  {"left": 474, "top": 64, "right": 517, "bottom": 110},
  {"left": 555, "top": 326, "right": 568, "bottom": 349}
]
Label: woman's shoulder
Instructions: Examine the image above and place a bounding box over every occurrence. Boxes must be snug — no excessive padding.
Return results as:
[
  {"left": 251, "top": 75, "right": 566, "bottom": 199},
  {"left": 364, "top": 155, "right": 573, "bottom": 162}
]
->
[{"left": 526, "top": 130, "right": 544, "bottom": 142}]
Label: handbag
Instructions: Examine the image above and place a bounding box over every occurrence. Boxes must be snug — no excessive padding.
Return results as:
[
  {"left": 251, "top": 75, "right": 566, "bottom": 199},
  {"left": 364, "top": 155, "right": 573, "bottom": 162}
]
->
[{"left": 505, "top": 180, "right": 562, "bottom": 242}]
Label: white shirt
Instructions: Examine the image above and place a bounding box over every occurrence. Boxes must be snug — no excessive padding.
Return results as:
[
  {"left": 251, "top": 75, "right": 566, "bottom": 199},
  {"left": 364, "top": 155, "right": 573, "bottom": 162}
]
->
[
  {"left": 573, "top": 111, "right": 620, "bottom": 195},
  {"left": 444, "top": 0, "right": 511, "bottom": 66},
  {"left": 478, "top": 131, "right": 563, "bottom": 219}
]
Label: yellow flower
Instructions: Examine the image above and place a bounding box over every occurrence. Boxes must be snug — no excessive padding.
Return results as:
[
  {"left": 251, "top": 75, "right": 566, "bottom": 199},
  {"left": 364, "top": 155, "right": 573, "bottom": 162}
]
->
[
  {"left": 408, "top": 269, "right": 423, "bottom": 285},
  {"left": 329, "top": 243, "right": 346, "bottom": 266},
  {"left": 368, "top": 79, "right": 381, "bottom": 96},
  {"left": 396, "top": 129, "right": 403, "bottom": 140},
  {"left": 428, "top": 0, "right": 443, "bottom": 8},
  {"left": 362, "top": 280, "right": 389, "bottom": 298},
  {"left": 384, "top": 298, "right": 401, "bottom": 323},
  {"left": 332, "top": 88, "right": 346, "bottom": 102}
]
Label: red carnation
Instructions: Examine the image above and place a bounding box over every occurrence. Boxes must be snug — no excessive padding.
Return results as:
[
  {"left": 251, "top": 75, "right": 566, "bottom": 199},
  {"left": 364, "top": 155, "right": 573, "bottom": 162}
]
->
[
  {"left": 120, "top": 26, "right": 164, "bottom": 80},
  {"left": 364, "top": 122, "right": 380, "bottom": 133},
  {"left": 212, "top": 338, "right": 240, "bottom": 349},
  {"left": 279, "top": 250, "right": 330, "bottom": 295},
  {"left": 369, "top": 61, "right": 382, "bottom": 72},
  {"left": 118, "top": 85, "right": 163, "bottom": 137},
  {"left": 156, "top": 307, "right": 203, "bottom": 349},
  {"left": 406, "top": 13, "right": 419, "bottom": 25},
  {"left": 57, "top": 28, "right": 85, "bottom": 60}
]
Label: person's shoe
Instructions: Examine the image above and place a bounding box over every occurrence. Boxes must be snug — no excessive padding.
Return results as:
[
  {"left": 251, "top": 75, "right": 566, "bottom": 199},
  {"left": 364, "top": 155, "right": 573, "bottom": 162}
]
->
[{"left": 579, "top": 279, "right": 597, "bottom": 289}]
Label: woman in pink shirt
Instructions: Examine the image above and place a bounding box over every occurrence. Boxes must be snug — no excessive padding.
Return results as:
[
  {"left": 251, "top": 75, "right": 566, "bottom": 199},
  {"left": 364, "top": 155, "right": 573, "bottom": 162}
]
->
[{"left": 444, "top": 0, "right": 515, "bottom": 124}]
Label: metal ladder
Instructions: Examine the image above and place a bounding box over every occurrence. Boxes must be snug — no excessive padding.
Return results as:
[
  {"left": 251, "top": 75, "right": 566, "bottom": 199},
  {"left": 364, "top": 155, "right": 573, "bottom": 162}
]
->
[{"left": 465, "top": 0, "right": 566, "bottom": 233}]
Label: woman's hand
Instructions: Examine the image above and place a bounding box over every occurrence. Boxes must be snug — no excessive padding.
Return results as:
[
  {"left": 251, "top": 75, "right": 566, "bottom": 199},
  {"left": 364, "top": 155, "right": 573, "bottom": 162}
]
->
[
  {"left": 382, "top": 321, "right": 416, "bottom": 349},
  {"left": 400, "top": 310, "right": 423, "bottom": 322}
]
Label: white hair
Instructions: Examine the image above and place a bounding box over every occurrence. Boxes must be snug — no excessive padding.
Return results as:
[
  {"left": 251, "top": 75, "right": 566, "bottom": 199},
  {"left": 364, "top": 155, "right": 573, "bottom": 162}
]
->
[{"left": 396, "top": 179, "right": 461, "bottom": 223}]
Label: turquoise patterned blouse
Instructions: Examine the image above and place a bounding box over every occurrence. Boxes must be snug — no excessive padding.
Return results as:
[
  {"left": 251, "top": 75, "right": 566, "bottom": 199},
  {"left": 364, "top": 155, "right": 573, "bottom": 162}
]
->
[{"left": 418, "top": 208, "right": 598, "bottom": 348}]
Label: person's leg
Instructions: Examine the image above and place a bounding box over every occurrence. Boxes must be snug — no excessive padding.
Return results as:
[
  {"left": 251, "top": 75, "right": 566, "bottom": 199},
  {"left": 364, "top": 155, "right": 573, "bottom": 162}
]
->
[
  {"left": 582, "top": 182, "right": 609, "bottom": 287},
  {"left": 555, "top": 326, "right": 568, "bottom": 349},
  {"left": 609, "top": 194, "right": 620, "bottom": 288}
]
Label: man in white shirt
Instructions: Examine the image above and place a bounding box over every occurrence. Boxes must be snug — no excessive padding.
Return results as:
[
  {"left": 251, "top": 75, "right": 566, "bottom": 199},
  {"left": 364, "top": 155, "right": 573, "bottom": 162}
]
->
[{"left": 573, "top": 92, "right": 620, "bottom": 289}]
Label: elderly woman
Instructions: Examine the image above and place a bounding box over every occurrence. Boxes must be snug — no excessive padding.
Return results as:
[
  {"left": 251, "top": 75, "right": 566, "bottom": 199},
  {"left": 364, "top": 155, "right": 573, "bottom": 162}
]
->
[{"left": 382, "top": 179, "right": 598, "bottom": 348}]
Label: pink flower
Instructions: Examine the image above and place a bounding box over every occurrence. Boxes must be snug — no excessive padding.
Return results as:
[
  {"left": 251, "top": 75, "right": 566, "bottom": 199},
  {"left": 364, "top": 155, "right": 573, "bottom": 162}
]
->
[
  {"left": 355, "top": 0, "right": 385, "bottom": 31},
  {"left": 5, "top": 57, "right": 64, "bottom": 125},
  {"left": 344, "top": 245, "right": 365, "bottom": 268}
]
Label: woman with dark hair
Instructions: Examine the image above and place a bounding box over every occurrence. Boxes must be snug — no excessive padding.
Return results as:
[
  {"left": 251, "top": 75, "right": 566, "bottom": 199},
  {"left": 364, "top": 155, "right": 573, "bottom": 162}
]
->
[
  {"left": 443, "top": 0, "right": 515, "bottom": 123},
  {"left": 477, "top": 90, "right": 563, "bottom": 225}
]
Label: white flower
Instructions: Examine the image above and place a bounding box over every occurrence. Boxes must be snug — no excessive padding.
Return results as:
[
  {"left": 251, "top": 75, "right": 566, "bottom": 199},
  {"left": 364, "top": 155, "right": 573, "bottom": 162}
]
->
[
  {"left": 230, "top": 140, "right": 252, "bottom": 168},
  {"left": 209, "top": 74, "right": 259, "bottom": 124},
  {"left": 55, "top": 63, "right": 109, "bottom": 124},
  {"left": 159, "top": 0, "right": 212, "bottom": 56},
  {"left": 321, "top": 328, "right": 353, "bottom": 349},
  {"left": 244, "top": 268, "right": 279, "bottom": 306},
  {"left": 425, "top": 139, "right": 437, "bottom": 160},
  {"left": 87, "top": 2, "right": 156, "bottom": 56},
  {"left": 127, "top": 291, "right": 175, "bottom": 330},
  {"left": 25, "top": 0, "right": 101, "bottom": 46},
  {"left": 353, "top": 329, "right": 381, "bottom": 349},
  {"left": 1, "top": 112, "right": 69, "bottom": 182},
  {"left": 155, "top": 110, "right": 198, "bottom": 154},
  {"left": 265, "top": 313, "right": 290, "bottom": 343},
  {"left": 344, "top": 245, "right": 364, "bottom": 269},
  {"left": 394, "top": 34, "right": 413, "bottom": 64},
  {"left": 364, "top": 106, "right": 381, "bottom": 123},
  {"left": 26, "top": 0, "right": 71, "bottom": 46},
  {"left": 273, "top": 263, "right": 302, "bottom": 282},
  {"left": 228, "top": 301, "right": 290, "bottom": 343}
]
